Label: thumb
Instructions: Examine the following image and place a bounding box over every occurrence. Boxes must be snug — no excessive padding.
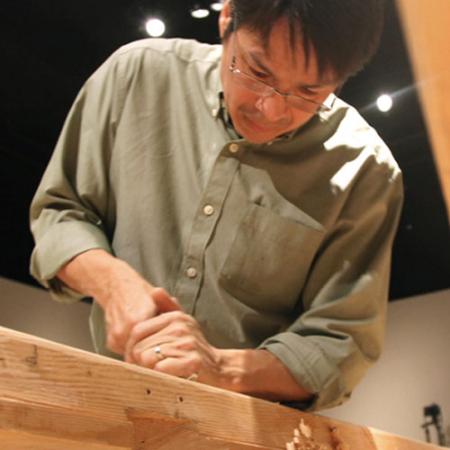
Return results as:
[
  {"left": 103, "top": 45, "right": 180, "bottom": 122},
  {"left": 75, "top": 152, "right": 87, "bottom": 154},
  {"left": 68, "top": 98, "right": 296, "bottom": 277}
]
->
[{"left": 151, "top": 287, "right": 183, "bottom": 313}]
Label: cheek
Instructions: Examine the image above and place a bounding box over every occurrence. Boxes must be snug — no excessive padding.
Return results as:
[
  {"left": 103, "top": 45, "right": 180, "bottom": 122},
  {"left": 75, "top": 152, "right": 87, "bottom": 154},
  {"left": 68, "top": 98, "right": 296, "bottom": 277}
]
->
[
  {"left": 226, "top": 88, "right": 259, "bottom": 124},
  {"left": 228, "top": 86, "right": 256, "bottom": 110}
]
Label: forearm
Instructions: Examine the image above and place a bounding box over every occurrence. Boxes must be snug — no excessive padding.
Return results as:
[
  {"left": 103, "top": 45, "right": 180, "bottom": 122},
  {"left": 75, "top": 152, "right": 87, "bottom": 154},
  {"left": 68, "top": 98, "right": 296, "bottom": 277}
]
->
[
  {"left": 56, "top": 249, "right": 131, "bottom": 307},
  {"left": 216, "top": 348, "right": 312, "bottom": 403}
]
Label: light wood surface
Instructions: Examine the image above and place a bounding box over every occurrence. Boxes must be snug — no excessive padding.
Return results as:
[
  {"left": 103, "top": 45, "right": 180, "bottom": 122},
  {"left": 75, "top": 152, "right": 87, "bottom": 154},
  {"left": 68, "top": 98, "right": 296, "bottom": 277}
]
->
[
  {"left": 0, "top": 326, "right": 444, "bottom": 449},
  {"left": 396, "top": 0, "right": 450, "bottom": 222}
]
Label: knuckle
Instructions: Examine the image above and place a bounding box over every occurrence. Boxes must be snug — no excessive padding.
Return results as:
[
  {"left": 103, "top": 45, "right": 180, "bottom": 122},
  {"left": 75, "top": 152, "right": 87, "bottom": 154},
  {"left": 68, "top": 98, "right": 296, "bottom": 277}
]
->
[
  {"left": 178, "top": 335, "right": 197, "bottom": 350},
  {"left": 171, "top": 311, "right": 186, "bottom": 321},
  {"left": 185, "top": 335, "right": 197, "bottom": 347},
  {"left": 187, "top": 355, "right": 201, "bottom": 372},
  {"left": 131, "top": 347, "right": 143, "bottom": 363},
  {"left": 109, "top": 326, "right": 123, "bottom": 341},
  {"left": 129, "top": 323, "right": 143, "bottom": 341},
  {"left": 183, "top": 314, "right": 196, "bottom": 325},
  {"left": 107, "top": 336, "right": 121, "bottom": 354},
  {"left": 124, "top": 314, "right": 140, "bottom": 329},
  {"left": 171, "top": 323, "right": 189, "bottom": 337}
]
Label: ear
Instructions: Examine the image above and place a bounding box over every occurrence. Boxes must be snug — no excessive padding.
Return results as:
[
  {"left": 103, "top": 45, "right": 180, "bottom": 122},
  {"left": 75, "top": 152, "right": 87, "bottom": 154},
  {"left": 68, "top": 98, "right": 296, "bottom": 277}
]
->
[{"left": 218, "top": 0, "right": 233, "bottom": 38}]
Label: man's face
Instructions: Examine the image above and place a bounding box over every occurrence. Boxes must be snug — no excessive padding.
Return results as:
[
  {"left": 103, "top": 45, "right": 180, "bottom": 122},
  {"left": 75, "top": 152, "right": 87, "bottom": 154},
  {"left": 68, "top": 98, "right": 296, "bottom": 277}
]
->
[{"left": 219, "top": 7, "right": 339, "bottom": 144}]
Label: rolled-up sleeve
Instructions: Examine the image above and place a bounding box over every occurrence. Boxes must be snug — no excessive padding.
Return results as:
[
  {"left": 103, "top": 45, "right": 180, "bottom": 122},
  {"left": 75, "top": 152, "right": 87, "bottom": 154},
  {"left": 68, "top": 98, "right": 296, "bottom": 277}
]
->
[
  {"left": 259, "top": 159, "right": 403, "bottom": 410},
  {"left": 29, "top": 52, "right": 126, "bottom": 303}
]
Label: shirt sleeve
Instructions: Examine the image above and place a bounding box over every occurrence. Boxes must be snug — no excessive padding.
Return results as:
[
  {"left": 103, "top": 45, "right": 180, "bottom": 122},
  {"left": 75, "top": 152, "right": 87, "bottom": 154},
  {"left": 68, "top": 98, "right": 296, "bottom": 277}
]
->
[
  {"left": 259, "top": 157, "right": 403, "bottom": 411},
  {"left": 29, "top": 52, "right": 127, "bottom": 303}
]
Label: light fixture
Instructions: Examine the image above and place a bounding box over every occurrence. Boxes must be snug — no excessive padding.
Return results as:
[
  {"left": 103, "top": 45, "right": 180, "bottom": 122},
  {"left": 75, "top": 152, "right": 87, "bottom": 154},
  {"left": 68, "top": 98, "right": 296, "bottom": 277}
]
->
[
  {"left": 376, "top": 94, "right": 393, "bottom": 113},
  {"left": 210, "top": 1, "right": 224, "bottom": 11},
  {"left": 191, "top": 3, "right": 210, "bottom": 19},
  {"left": 145, "top": 18, "right": 166, "bottom": 37}
]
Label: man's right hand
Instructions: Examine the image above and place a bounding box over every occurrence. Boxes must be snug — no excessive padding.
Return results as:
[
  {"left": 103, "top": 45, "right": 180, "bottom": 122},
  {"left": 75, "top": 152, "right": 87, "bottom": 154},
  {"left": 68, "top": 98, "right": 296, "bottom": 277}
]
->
[{"left": 56, "top": 249, "right": 181, "bottom": 355}]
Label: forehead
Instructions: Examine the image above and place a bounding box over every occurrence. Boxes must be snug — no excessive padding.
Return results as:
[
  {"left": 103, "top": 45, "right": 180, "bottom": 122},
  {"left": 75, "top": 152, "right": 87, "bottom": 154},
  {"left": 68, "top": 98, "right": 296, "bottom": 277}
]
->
[{"left": 236, "top": 19, "right": 337, "bottom": 85}]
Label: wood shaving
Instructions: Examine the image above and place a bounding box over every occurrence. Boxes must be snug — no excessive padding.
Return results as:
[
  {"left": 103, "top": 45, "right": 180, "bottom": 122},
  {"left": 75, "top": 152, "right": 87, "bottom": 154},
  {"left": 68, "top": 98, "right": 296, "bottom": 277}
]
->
[{"left": 299, "top": 419, "right": 313, "bottom": 439}]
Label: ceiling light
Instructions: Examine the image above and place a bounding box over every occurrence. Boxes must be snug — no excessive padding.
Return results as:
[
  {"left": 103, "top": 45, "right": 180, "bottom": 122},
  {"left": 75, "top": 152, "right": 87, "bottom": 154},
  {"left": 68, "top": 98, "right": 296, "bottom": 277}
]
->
[
  {"left": 145, "top": 18, "right": 166, "bottom": 37},
  {"left": 210, "top": 1, "right": 224, "bottom": 11},
  {"left": 191, "top": 5, "right": 210, "bottom": 19},
  {"left": 376, "top": 94, "right": 393, "bottom": 113}
]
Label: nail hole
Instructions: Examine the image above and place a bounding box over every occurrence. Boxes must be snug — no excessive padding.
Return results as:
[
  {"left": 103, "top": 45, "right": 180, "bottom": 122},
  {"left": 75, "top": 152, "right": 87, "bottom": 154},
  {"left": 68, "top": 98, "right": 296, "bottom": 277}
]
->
[
  {"left": 146, "top": 389, "right": 152, "bottom": 395},
  {"left": 177, "top": 396, "right": 184, "bottom": 402}
]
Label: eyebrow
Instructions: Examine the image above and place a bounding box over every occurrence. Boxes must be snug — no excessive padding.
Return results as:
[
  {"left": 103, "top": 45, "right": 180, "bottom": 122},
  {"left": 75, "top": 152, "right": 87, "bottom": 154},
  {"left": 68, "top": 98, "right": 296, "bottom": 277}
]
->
[{"left": 247, "top": 50, "right": 337, "bottom": 90}]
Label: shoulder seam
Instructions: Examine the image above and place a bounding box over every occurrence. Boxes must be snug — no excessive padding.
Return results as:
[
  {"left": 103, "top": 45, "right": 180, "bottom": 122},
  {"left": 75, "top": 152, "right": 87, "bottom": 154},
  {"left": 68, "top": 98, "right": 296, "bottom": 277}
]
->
[{"left": 113, "top": 40, "right": 221, "bottom": 66}]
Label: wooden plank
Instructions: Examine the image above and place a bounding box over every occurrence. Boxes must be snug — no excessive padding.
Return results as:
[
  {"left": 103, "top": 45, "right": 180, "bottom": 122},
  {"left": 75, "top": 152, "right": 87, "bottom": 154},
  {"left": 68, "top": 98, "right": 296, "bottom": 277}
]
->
[
  {"left": 396, "top": 0, "right": 450, "bottom": 222},
  {"left": 0, "top": 326, "right": 444, "bottom": 449},
  {"left": 0, "top": 397, "right": 132, "bottom": 449}
]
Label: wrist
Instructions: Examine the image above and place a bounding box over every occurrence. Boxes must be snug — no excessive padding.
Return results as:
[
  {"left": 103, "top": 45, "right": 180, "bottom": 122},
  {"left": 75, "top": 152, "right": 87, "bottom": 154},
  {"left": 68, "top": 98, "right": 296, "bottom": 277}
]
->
[
  {"left": 213, "top": 349, "right": 248, "bottom": 392},
  {"left": 57, "top": 249, "right": 130, "bottom": 304},
  {"left": 215, "top": 348, "right": 312, "bottom": 402}
]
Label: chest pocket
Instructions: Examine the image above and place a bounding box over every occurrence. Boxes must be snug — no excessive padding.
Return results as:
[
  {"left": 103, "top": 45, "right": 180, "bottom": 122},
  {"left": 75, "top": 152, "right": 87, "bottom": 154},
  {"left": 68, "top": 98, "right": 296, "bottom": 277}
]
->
[{"left": 219, "top": 202, "right": 324, "bottom": 314}]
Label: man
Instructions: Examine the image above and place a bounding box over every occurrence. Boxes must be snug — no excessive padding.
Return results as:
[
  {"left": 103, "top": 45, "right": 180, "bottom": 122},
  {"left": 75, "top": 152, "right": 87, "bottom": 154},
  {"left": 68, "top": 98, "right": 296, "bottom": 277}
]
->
[{"left": 30, "top": 0, "right": 403, "bottom": 410}]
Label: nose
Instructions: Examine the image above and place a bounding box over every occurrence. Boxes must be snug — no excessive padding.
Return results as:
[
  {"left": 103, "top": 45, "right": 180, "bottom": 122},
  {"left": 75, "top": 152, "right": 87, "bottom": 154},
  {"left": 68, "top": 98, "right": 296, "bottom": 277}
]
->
[{"left": 255, "top": 92, "right": 290, "bottom": 123}]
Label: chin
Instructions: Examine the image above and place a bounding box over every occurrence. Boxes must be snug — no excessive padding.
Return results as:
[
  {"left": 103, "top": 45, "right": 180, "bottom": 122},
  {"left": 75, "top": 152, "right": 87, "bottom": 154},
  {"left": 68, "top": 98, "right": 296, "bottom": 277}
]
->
[
  {"left": 235, "top": 117, "right": 284, "bottom": 144},
  {"left": 242, "top": 132, "right": 276, "bottom": 145}
]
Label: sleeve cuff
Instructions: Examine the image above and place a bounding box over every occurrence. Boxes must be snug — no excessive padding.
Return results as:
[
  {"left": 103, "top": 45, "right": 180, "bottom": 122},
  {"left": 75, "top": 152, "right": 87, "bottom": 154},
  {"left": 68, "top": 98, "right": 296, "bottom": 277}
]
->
[
  {"left": 259, "top": 332, "right": 348, "bottom": 411},
  {"left": 30, "top": 220, "right": 113, "bottom": 303}
]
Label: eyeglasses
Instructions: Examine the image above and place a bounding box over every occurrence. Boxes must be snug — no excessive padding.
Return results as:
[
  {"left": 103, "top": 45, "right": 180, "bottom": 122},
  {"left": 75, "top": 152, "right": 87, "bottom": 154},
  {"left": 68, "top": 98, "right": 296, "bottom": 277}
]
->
[{"left": 228, "top": 33, "right": 332, "bottom": 114}]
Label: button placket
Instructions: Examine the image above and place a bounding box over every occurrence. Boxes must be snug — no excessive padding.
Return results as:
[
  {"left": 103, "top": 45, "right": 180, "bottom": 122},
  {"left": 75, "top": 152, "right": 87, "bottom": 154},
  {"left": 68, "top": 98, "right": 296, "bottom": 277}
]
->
[{"left": 173, "top": 154, "right": 240, "bottom": 314}]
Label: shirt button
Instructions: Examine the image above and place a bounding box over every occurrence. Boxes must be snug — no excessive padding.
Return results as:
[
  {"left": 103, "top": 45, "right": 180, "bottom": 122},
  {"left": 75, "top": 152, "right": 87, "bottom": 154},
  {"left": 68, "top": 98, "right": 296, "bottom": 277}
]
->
[
  {"left": 229, "top": 143, "right": 239, "bottom": 153},
  {"left": 186, "top": 267, "right": 198, "bottom": 279},
  {"left": 203, "top": 204, "right": 215, "bottom": 216},
  {"left": 212, "top": 108, "right": 219, "bottom": 117}
]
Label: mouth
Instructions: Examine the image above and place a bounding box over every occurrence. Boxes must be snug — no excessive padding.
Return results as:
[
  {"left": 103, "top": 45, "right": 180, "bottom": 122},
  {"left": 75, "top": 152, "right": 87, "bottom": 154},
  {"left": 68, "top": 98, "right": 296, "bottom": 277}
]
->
[{"left": 243, "top": 114, "right": 278, "bottom": 134}]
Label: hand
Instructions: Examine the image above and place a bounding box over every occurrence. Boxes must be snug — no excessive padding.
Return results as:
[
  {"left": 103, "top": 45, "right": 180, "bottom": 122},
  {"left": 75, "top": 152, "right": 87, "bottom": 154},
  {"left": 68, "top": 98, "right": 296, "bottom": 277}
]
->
[
  {"left": 124, "top": 311, "right": 224, "bottom": 385},
  {"left": 56, "top": 250, "right": 182, "bottom": 355},
  {"left": 124, "top": 310, "right": 312, "bottom": 402},
  {"left": 98, "top": 269, "right": 182, "bottom": 355}
]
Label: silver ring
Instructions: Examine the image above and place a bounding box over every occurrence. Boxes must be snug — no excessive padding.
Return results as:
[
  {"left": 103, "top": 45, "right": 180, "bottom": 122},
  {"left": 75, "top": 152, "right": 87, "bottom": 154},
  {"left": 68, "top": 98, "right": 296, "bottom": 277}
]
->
[{"left": 153, "top": 345, "right": 165, "bottom": 360}]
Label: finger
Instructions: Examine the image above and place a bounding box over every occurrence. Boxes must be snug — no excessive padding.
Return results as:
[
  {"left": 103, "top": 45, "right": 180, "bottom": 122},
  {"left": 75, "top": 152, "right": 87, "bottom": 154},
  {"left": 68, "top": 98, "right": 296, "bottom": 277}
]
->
[
  {"left": 126, "top": 310, "right": 197, "bottom": 358},
  {"left": 127, "top": 332, "right": 215, "bottom": 371},
  {"left": 125, "top": 334, "right": 173, "bottom": 364},
  {"left": 108, "top": 312, "right": 141, "bottom": 356},
  {"left": 131, "top": 340, "right": 183, "bottom": 368},
  {"left": 152, "top": 287, "right": 183, "bottom": 313},
  {"left": 124, "top": 318, "right": 182, "bottom": 364},
  {"left": 153, "top": 355, "right": 200, "bottom": 379},
  {"left": 106, "top": 298, "right": 155, "bottom": 356},
  {"left": 107, "top": 335, "right": 124, "bottom": 356},
  {"left": 125, "top": 316, "right": 168, "bottom": 359}
]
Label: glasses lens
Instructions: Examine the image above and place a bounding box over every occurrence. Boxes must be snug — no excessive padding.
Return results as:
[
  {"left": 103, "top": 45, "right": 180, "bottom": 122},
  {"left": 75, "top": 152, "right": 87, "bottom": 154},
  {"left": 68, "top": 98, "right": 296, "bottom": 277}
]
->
[
  {"left": 234, "top": 70, "right": 270, "bottom": 95},
  {"left": 231, "top": 67, "right": 329, "bottom": 114},
  {"left": 285, "top": 96, "right": 319, "bottom": 114}
]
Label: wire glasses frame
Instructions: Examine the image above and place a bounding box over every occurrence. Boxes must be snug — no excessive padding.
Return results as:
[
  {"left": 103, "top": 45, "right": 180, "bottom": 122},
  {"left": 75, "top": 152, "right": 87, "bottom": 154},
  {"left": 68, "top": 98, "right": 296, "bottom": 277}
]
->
[{"left": 228, "top": 33, "right": 332, "bottom": 115}]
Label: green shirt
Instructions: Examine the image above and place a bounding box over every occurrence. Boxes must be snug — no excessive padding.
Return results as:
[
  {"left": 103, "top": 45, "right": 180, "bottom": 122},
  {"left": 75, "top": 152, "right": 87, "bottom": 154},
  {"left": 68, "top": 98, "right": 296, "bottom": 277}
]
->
[{"left": 30, "top": 38, "right": 403, "bottom": 410}]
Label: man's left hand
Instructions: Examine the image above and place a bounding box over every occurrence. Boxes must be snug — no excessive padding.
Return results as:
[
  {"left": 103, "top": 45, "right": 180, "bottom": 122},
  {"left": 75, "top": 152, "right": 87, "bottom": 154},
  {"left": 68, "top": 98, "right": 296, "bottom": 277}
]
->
[{"left": 124, "top": 311, "right": 224, "bottom": 385}]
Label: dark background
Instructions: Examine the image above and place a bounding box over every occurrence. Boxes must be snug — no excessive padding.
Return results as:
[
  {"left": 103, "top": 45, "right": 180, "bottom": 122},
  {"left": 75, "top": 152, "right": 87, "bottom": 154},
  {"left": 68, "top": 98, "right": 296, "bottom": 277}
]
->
[{"left": 0, "top": 0, "right": 449, "bottom": 300}]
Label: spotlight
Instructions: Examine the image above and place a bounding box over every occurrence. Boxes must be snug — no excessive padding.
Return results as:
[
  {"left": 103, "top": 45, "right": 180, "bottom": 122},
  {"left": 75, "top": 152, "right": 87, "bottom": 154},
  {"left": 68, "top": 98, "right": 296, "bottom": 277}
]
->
[
  {"left": 376, "top": 94, "right": 393, "bottom": 113},
  {"left": 145, "top": 18, "right": 166, "bottom": 37},
  {"left": 191, "top": 4, "right": 210, "bottom": 19},
  {"left": 210, "top": 1, "right": 224, "bottom": 11}
]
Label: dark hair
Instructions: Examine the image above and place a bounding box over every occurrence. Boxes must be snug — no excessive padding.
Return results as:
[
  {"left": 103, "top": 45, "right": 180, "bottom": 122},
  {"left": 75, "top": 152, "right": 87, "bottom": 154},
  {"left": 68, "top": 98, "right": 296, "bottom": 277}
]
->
[{"left": 224, "top": 0, "right": 386, "bottom": 81}]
